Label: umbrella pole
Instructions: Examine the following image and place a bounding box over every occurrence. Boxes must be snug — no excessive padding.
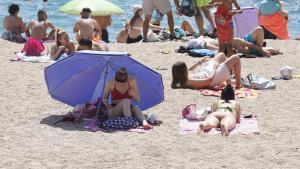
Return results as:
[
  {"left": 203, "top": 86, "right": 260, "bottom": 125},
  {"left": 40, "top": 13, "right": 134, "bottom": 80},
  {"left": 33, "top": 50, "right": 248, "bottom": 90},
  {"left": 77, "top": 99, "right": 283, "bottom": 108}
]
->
[{"left": 96, "top": 61, "right": 109, "bottom": 120}]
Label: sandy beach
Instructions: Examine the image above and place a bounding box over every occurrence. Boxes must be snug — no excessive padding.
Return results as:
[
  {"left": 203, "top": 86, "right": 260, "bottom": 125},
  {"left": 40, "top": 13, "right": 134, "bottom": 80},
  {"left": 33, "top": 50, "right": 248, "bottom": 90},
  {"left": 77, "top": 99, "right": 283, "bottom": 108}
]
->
[{"left": 0, "top": 39, "right": 300, "bottom": 169}]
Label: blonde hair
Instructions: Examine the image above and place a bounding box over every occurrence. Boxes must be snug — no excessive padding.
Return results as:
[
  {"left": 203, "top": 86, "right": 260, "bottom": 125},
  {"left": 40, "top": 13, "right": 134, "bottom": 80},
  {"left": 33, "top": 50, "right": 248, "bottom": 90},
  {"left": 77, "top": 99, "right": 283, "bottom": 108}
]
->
[{"left": 54, "top": 28, "right": 68, "bottom": 50}]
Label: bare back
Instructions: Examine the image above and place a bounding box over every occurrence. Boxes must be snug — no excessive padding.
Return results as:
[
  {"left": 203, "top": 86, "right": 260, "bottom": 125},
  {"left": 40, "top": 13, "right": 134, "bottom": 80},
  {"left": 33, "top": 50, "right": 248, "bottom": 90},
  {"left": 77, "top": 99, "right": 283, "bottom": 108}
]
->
[
  {"left": 128, "top": 18, "right": 143, "bottom": 39},
  {"left": 92, "top": 16, "right": 112, "bottom": 30},
  {"left": 3, "top": 15, "right": 25, "bottom": 34},
  {"left": 73, "top": 18, "right": 100, "bottom": 40}
]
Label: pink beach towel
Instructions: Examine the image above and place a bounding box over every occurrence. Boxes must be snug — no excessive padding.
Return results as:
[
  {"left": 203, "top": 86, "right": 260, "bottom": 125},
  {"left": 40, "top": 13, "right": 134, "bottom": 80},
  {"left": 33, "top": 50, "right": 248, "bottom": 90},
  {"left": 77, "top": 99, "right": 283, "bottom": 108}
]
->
[{"left": 179, "top": 117, "right": 259, "bottom": 135}]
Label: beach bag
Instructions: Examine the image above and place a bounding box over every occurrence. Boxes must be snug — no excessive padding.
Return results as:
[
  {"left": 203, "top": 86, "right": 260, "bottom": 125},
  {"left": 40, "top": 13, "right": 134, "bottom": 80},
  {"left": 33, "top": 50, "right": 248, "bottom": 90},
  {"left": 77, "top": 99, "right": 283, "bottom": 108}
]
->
[
  {"left": 280, "top": 66, "right": 294, "bottom": 80},
  {"left": 182, "top": 104, "right": 210, "bottom": 121},
  {"left": 188, "top": 49, "right": 216, "bottom": 57},
  {"left": 242, "top": 73, "right": 276, "bottom": 90},
  {"left": 101, "top": 117, "right": 139, "bottom": 130},
  {"left": 180, "top": 0, "right": 196, "bottom": 17}
]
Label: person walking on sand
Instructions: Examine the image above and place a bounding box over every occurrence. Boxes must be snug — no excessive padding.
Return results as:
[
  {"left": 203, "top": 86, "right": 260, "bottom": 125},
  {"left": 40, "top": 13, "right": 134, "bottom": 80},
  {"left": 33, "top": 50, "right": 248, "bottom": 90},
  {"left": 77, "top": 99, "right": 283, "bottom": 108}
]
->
[
  {"left": 206, "top": 0, "right": 242, "bottom": 57},
  {"left": 92, "top": 15, "right": 112, "bottom": 43},
  {"left": 26, "top": 10, "right": 56, "bottom": 41},
  {"left": 73, "top": 8, "right": 101, "bottom": 42},
  {"left": 1, "top": 4, "right": 26, "bottom": 43},
  {"left": 142, "top": 0, "right": 180, "bottom": 42}
]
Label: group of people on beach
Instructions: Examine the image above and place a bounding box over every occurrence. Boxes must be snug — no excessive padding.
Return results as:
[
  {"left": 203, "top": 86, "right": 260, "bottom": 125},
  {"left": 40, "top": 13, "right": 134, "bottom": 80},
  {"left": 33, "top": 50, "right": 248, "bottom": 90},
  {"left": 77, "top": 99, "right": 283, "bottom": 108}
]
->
[{"left": 1, "top": 0, "right": 298, "bottom": 135}]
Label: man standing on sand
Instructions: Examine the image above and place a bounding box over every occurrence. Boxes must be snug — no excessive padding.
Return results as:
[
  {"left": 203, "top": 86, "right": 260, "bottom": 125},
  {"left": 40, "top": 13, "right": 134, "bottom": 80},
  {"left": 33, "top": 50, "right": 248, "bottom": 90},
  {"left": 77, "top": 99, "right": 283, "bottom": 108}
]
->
[
  {"left": 142, "top": 0, "right": 180, "bottom": 42},
  {"left": 26, "top": 10, "right": 56, "bottom": 41},
  {"left": 1, "top": 4, "right": 27, "bottom": 43},
  {"left": 92, "top": 15, "right": 112, "bottom": 43},
  {"left": 73, "top": 8, "right": 101, "bottom": 42}
]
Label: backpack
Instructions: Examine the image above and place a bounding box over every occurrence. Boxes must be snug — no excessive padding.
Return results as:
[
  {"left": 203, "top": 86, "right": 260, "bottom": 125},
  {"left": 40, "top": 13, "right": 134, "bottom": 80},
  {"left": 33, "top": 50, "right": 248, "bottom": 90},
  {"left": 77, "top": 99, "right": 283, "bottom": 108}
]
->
[
  {"left": 188, "top": 49, "right": 216, "bottom": 57},
  {"left": 180, "top": 0, "right": 196, "bottom": 17},
  {"left": 241, "top": 73, "right": 276, "bottom": 90}
]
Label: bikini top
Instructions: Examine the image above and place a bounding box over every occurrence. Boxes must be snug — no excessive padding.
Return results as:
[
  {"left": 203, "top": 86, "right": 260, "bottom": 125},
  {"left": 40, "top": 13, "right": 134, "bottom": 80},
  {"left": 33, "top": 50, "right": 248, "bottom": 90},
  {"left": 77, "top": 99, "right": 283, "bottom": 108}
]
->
[{"left": 111, "top": 81, "right": 132, "bottom": 100}]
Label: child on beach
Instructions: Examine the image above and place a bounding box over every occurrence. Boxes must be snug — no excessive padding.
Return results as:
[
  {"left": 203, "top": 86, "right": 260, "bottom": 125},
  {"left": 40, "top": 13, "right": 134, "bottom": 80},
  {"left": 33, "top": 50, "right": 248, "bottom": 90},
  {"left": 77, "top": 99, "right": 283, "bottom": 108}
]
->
[{"left": 206, "top": 0, "right": 242, "bottom": 57}]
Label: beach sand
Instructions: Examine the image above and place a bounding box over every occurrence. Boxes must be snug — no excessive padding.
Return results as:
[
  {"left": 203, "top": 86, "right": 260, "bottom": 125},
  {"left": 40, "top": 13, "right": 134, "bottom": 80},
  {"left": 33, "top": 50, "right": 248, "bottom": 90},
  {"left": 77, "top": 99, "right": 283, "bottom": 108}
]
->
[{"left": 0, "top": 39, "right": 299, "bottom": 169}]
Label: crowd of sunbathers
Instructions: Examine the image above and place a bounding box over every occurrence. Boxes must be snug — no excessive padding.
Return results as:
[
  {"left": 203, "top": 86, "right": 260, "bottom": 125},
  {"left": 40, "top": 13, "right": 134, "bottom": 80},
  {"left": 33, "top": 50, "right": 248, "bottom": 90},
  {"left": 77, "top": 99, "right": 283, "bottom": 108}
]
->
[{"left": 1, "top": 0, "right": 298, "bottom": 135}]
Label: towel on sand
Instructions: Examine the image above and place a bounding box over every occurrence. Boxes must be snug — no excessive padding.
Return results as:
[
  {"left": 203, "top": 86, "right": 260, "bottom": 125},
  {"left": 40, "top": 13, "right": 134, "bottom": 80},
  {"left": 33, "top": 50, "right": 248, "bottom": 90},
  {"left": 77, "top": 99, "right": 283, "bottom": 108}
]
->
[
  {"left": 259, "top": 12, "right": 289, "bottom": 39},
  {"left": 84, "top": 119, "right": 152, "bottom": 133},
  {"left": 198, "top": 87, "right": 258, "bottom": 98},
  {"left": 10, "top": 52, "right": 54, "bottom": 63},
  {"left": 179, "top": 117, "right": 259, "bottom": 135}
]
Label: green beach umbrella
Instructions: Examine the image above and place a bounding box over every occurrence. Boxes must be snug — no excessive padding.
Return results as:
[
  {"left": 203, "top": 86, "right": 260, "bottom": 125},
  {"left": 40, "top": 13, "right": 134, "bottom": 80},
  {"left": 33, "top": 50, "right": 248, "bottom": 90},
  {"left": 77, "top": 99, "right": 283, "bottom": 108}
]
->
[{"left": 59, "top": 0, "right": 124, "bottom": 16}]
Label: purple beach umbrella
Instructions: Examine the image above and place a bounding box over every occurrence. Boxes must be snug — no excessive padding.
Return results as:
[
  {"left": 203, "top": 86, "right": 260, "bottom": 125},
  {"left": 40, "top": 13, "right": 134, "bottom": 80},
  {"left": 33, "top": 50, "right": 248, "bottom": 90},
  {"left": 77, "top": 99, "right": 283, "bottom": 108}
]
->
[
  {"left": 44, "top": 51, "right": 164, "bottom": 111},
  {"left": 233, "top": 7, "right": 259, "bottom": 38}
]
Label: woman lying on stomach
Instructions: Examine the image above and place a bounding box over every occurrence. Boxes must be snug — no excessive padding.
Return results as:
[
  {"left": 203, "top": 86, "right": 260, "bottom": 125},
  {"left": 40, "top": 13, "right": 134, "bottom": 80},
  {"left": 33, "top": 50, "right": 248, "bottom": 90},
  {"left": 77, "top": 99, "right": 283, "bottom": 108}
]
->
[
  {"left": 171, "top": 53, "right": 241, "bottom": 89},
  {"left": 199, "top": 84, "right": 241, "bottom": 136}
]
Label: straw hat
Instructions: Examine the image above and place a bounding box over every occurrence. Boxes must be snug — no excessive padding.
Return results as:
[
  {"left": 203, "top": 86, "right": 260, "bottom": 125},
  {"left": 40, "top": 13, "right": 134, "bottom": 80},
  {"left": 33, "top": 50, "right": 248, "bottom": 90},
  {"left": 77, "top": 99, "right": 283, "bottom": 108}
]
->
[{"left": 132, "top": 4, "right": 142, "bottom": 14}]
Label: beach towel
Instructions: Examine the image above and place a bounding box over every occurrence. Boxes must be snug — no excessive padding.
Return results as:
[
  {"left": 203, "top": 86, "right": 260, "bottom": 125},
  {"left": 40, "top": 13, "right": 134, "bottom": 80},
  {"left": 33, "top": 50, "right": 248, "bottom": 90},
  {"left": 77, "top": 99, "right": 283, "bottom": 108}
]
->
[
  {"left": 198, "top": 87, "right": 259, "bottom": 98},
  {"left": 179, "top": 116, "right": 259, "bottom": 135},
  {"left": 259, "top": 12, "right": 289, "bottom": 39},
  {"left": 10, "top": 52, "right": 53, "bottom": 63},
  {"left": 84, "top": 119, "right": 152, "bottom": 133}
]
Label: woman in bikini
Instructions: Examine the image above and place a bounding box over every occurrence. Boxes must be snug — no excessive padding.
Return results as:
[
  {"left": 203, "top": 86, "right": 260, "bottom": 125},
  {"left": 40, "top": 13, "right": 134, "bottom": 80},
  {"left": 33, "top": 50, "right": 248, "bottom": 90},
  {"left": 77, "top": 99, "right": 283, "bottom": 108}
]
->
[
  {"left": 102, "top": 68, "right": 152, "bottom": 129},
  {"left": 199, "top": 84, "right": 241, "bottom": 136},
  {"left": 50, "top": 29, "right": 75, "bottom": 60},
  {"left": 127, "top": 5, "right": 163, "bottom": 43},
  {"left": 171, "top": 52, "right": 241, "bottom": 89}
]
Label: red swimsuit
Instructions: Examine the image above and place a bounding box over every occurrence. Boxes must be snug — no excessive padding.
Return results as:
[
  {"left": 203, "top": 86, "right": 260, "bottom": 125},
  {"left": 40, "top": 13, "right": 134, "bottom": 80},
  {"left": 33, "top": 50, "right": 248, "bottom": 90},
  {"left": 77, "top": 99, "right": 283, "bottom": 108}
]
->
[
  {"left": 215, "top": 3, "right": 233, "bottom": 43},
  {"left": 111, "top": 82, "right": 132, "bottom": 100}
]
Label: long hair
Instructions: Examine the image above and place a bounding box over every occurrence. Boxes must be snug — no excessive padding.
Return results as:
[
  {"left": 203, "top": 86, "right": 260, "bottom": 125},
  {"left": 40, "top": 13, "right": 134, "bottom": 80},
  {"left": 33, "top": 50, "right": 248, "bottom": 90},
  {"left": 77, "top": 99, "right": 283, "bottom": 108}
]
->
[
  {"left": 129, "top": 8, "right": 142, "bottom": 28},
  {"left": 171, "top": 62, "right": 188, "bottom": 89},
  {"left": 54, "top": 29, "right": 67, "bottom": 51},
  {"left": 220, "top": 84, "right": 235, "bottom": 103}
]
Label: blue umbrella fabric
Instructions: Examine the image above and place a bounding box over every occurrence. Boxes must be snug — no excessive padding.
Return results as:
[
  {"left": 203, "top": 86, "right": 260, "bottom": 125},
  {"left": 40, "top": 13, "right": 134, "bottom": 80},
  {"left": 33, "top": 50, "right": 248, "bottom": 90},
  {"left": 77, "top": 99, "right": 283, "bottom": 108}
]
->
[{"left": 44, "top": 51, "right": 164, "bottom": 111}]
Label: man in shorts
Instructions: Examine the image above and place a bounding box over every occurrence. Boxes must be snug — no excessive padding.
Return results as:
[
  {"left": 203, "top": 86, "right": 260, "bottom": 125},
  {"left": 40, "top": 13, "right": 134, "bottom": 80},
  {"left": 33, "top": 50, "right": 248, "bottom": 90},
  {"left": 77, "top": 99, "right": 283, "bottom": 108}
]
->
[{"left": 142, "top": 0, "right": 180, "bottom": 42}]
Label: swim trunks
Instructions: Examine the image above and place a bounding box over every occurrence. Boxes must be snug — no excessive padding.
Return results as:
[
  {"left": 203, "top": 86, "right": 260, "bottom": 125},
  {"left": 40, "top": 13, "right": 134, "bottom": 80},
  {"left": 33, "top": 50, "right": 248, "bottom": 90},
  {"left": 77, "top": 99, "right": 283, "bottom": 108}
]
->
[
  {"left": 194, "top": 0, "right": 211, "bottom": 7},
  {"left": 1, "top": 30, "right": 27, "bottom": 43},
  {"left": 143, "top": 0, "right": 172, "bottom": 16},
  {"left": 22, "top": 37, "right": 45, "bottom": 56},
  {"left": 127, "top": 35, "right": 143, "bottom": 44}
]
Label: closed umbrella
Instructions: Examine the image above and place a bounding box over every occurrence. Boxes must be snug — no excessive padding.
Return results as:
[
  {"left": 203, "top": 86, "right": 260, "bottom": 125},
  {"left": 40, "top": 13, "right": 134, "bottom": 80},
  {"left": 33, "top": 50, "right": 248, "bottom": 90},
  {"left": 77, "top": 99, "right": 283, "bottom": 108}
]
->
[
  {"left": 44, "top": 51, "right": 164, "bottom": 111},
  {"left": 59, "top": 0, "right": 124, "bottom": 16}
]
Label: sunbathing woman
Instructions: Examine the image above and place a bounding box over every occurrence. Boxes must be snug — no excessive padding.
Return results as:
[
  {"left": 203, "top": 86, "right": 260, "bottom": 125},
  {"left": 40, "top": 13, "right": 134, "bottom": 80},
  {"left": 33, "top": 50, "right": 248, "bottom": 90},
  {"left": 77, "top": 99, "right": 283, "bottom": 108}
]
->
[
  {"left": 232, "top": 27, "right": 281, "bottom": 57},
  {"left": 127, "top": 5, "right": 164, "bottom": 43},
  {"left": 199, "top": 84, "right": 241, "bottom": 136},
  {"left": 50, "top": 29, "right": 75, "bottom": 60},
  {"left": 102, "top": 68, "right": 152, "bottom": 129},
  {"left": 171, "top": 52, "right": 241, "bottom": 89}
]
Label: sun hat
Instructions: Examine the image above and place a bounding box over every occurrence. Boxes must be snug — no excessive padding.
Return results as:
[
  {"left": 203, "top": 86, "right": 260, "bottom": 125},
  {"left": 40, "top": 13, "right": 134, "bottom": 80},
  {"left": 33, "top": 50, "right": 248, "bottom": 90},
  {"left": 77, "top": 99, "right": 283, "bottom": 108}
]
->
[{"left": 132, "top": 4, "right": 142, "bottom": 14}]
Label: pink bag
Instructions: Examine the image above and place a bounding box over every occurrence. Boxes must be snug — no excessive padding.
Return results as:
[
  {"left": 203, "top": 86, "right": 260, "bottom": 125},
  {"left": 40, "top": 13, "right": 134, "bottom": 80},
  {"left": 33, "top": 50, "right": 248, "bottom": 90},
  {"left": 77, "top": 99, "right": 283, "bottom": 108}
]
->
[{"left": 181, "top": 104, "right": 210, "bottom": 120}]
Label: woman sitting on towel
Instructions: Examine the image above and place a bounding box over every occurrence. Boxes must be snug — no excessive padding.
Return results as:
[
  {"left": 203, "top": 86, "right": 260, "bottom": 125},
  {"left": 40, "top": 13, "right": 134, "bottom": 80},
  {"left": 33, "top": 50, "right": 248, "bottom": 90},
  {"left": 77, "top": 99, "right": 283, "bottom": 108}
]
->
[
  {"left": 102, "top": 67, "right": 152, "bottom": 129},
  {"left": 171, "top": 53, "right": 241, "bottom": 89},
  {"left": 50, "top": 29, "right": 75, "bottom": 60},
  {"left": 199, "top": 84, "right": 241, "bottom": 136}
]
